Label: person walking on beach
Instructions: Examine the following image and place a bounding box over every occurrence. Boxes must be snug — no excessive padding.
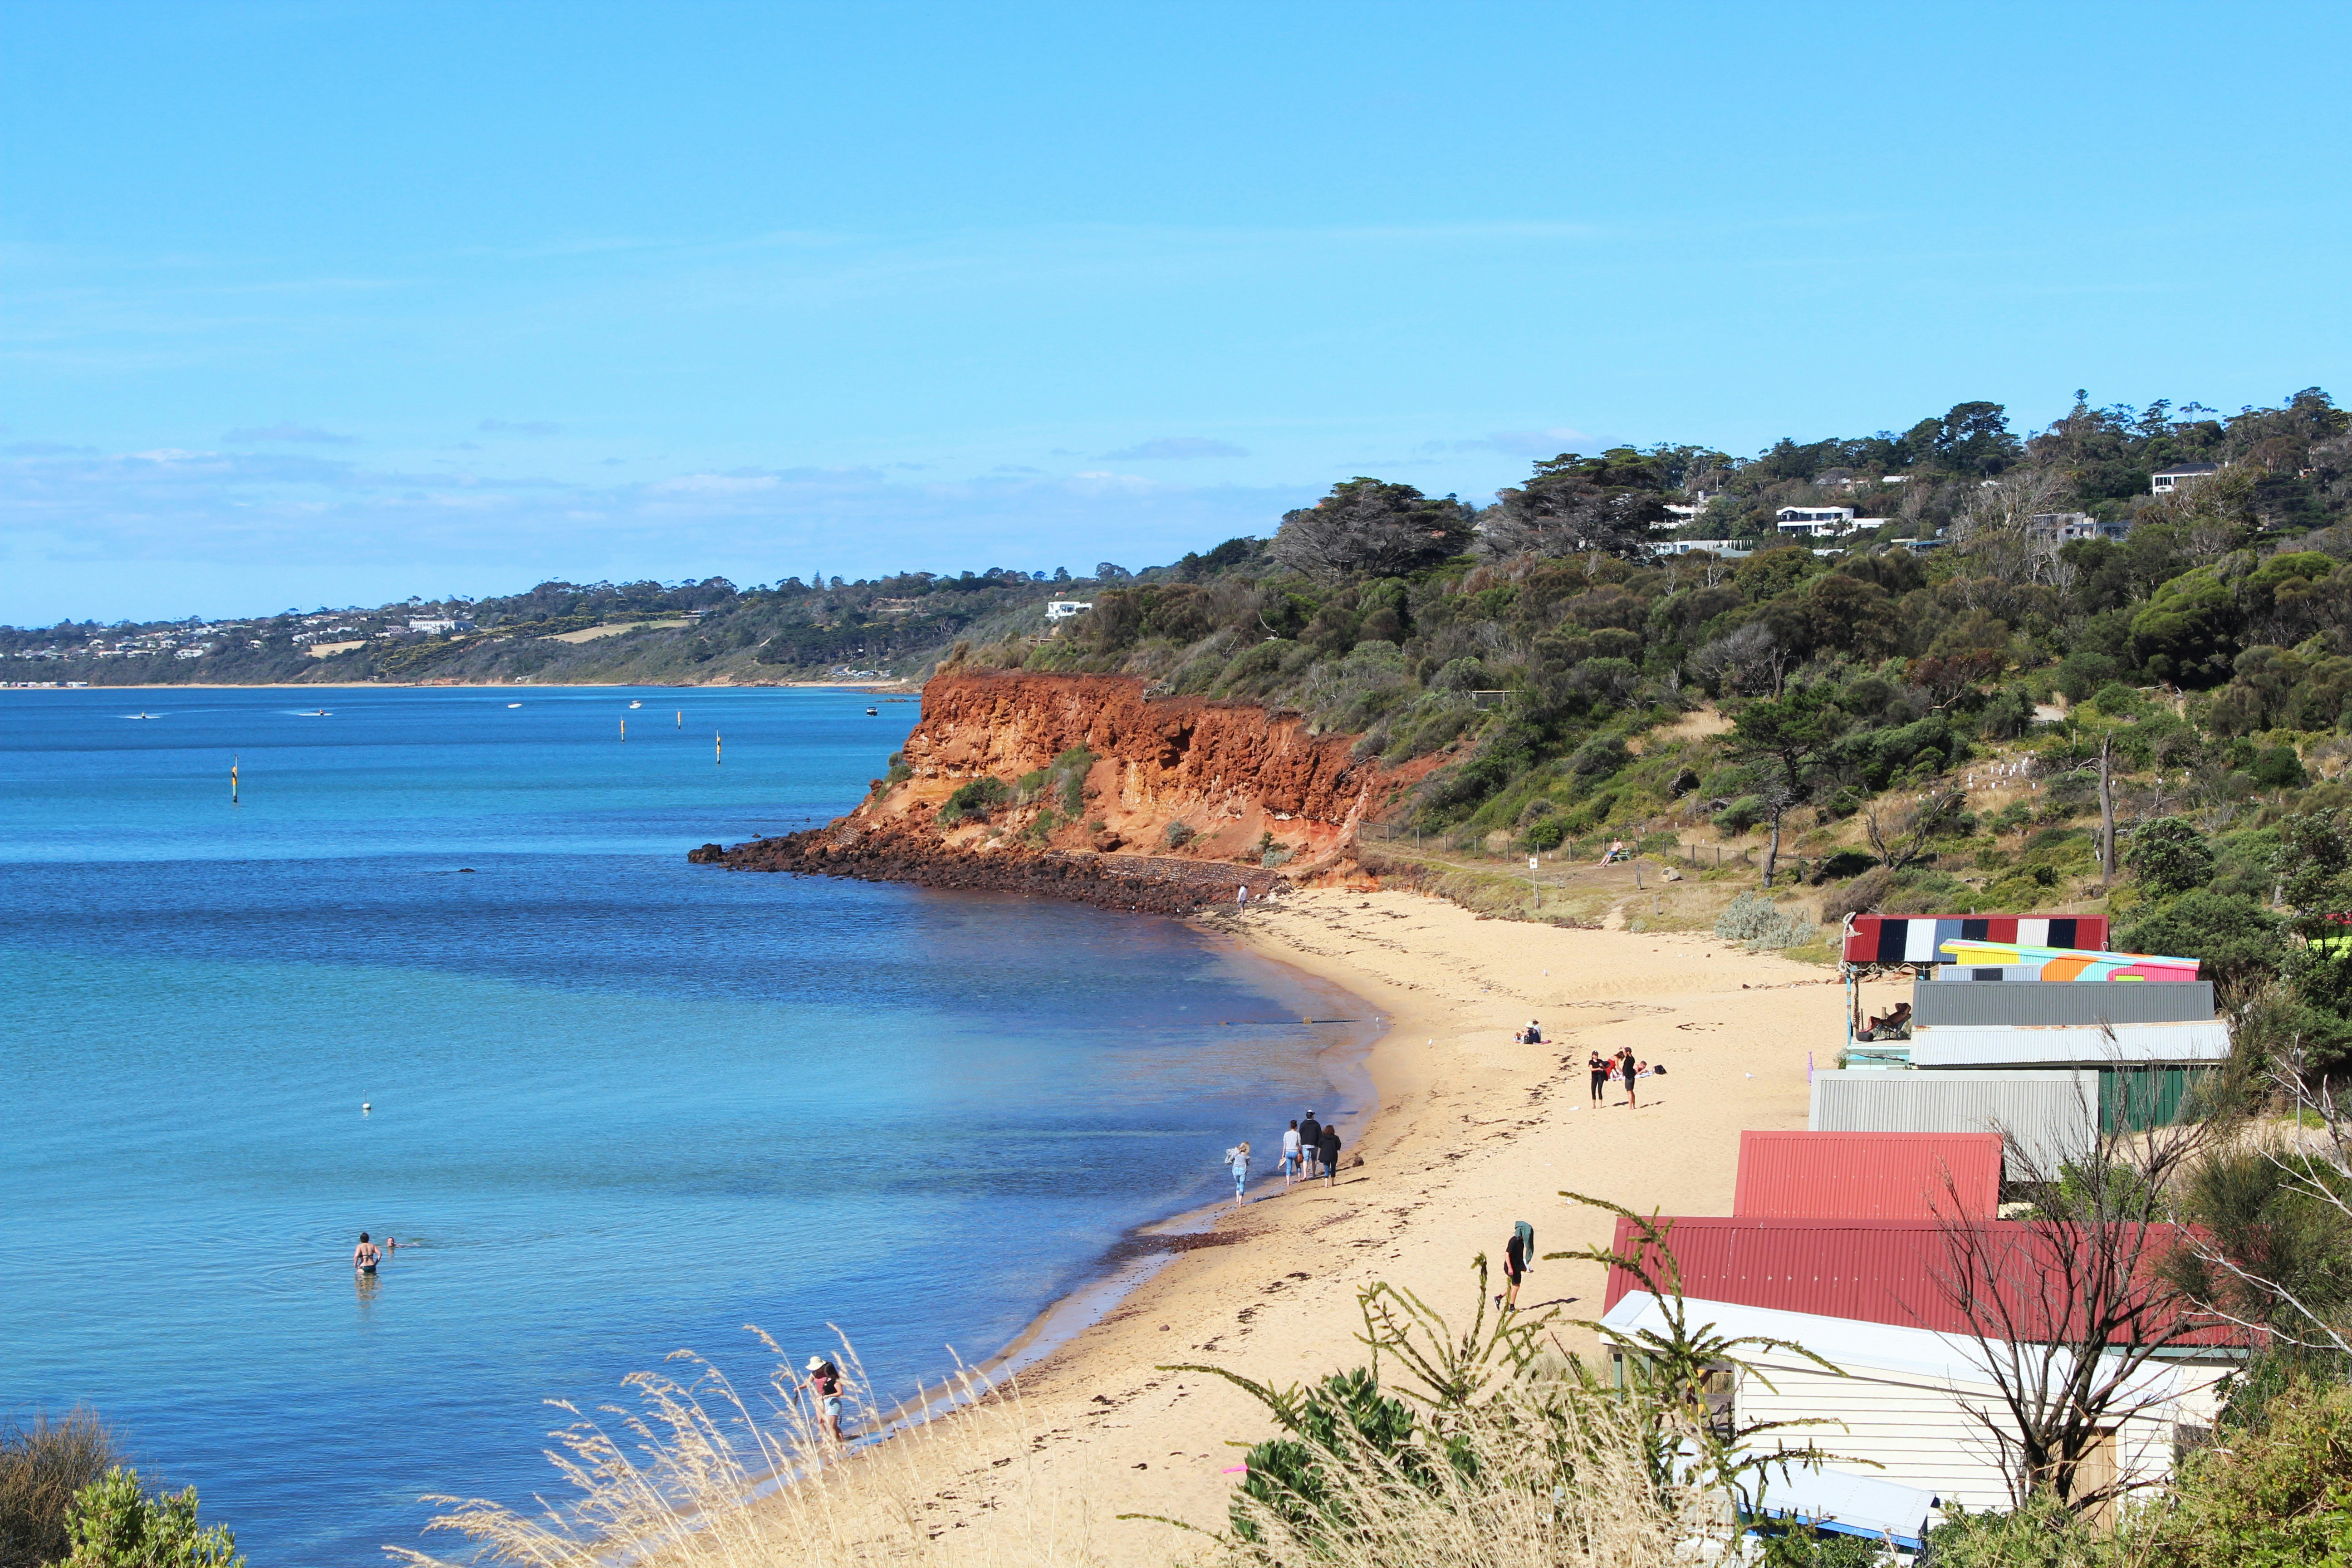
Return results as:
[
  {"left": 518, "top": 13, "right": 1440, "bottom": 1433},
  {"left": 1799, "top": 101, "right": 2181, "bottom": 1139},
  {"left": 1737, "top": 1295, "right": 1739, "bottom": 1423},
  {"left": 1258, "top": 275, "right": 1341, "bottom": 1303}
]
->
[
  {"left": 1282, "top": 1120, "right": 1302, "bottom": 1189},
  {"left": 1620, "top": 1046, "right": 1640, "bottom": 1108},
  {"left": 1298, "top": 1111, "right": 1322, "bottom": 1178},
  {"left": 1588, "top": 1051, "right": 1609, "bottom": 1105},
  {"left": 799, "top": 1356, "right": 847, "bottom": 1443},
  {"left": 1500, "top": 1220, "right": 1534, "bottom": 1312},
  {"left": 1226, "top": 1141, "right": 1251, "bottom": 1204},
  {"left": 353, "top": 1232, "right": 381, "bottom": 1274},
  {"left": 1318, "top": 1122, "right": 1342, "bottom": 1186}
]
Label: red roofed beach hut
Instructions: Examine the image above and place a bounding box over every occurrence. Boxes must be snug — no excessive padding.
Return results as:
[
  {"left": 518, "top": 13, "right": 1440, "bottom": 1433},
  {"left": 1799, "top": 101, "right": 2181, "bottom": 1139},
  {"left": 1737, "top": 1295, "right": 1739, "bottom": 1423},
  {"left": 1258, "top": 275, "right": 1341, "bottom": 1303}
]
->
[
  {"left": 1733, "top": 1130, "right": 2001, "bottom": 1220},
  {"left": 1600, "top": 1216, "right": 2243, "bottom": 1349}
]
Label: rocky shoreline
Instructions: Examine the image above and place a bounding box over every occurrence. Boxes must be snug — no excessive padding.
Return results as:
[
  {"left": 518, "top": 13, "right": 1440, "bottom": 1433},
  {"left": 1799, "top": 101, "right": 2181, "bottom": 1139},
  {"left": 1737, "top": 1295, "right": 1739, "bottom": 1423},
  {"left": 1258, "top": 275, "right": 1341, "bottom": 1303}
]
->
[{"left": 689, "top": 822, "right": 1294, "bottom": 915}]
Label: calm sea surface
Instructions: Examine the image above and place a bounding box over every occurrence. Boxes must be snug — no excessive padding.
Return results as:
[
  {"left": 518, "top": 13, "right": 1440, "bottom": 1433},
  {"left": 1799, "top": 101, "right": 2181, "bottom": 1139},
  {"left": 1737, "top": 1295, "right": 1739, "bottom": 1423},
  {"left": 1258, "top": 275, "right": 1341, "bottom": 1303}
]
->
[{"left": 0, "top": 686, "right": 1370, "bottom": 1564}]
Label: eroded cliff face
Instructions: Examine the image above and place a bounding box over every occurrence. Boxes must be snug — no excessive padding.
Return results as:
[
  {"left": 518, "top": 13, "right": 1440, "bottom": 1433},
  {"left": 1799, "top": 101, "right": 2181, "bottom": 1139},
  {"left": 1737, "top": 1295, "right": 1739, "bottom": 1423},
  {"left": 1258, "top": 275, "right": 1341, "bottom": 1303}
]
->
[{"left": 690, "top": 671, "right": 1426, "bottom": 910}]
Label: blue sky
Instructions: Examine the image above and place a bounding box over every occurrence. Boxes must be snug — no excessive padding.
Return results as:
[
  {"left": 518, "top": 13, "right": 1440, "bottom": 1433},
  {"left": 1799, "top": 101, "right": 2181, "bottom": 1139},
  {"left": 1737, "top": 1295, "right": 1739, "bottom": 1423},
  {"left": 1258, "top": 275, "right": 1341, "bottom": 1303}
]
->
[{"left": 3, "top": 1, "right": 2347, "bottom": 624}]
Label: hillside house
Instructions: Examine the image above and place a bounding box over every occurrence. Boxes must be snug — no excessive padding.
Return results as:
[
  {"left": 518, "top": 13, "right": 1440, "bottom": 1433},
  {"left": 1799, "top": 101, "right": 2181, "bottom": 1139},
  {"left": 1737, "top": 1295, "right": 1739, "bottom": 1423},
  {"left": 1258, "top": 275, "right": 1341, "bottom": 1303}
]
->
[{"left": 2151, "top": 463, "right": 2221, "bottom": 494}]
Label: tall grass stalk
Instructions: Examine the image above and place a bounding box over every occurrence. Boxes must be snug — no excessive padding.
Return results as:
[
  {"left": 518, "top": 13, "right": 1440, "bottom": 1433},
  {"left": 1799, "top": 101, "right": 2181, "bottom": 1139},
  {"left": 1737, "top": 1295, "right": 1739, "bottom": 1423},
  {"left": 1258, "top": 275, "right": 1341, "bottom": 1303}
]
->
[
  {"left": 392, "top": 1332, "right": 1107, "bottom": 1567},
  {"left": 0, "top": 1406, "right": 118, "bottom": 1568}
]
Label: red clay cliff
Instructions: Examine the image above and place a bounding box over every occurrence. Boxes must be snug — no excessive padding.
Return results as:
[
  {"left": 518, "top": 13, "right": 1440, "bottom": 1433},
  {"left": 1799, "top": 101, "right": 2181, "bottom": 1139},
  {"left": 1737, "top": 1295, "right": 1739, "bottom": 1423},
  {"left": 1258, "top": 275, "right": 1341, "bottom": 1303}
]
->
[{"left": 689, "top": 670, "right": 1423, "bottom": 912}]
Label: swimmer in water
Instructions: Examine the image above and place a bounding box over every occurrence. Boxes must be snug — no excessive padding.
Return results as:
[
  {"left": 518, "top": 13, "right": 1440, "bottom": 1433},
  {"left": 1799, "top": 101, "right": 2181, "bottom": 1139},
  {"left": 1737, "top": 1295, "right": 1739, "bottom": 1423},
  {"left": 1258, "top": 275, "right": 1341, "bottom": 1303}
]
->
[{"left": 353, "top": 1232, "right": 381, "bottom": 1274}]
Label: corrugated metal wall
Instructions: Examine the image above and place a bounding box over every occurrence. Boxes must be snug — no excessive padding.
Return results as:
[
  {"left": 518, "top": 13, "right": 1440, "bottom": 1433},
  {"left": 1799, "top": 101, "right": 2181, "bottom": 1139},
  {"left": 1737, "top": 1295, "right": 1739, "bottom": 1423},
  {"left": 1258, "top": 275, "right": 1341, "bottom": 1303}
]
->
[
  {"left": 1734, "top": 1131, "right": 2002, "bottom": 1219},
  {"left": 2100, "top": 1067, "right": 2219, "bottom": 1133},
  {"left": 1910, "top": 1019, "right": 2231, "bottom": 1066},
  {"left": 1808, "top": 1069, "right": 2097, "bottom": 1176},
  {"left": 1911, "top": 980, "right": 2215, "bottom": 1028}
]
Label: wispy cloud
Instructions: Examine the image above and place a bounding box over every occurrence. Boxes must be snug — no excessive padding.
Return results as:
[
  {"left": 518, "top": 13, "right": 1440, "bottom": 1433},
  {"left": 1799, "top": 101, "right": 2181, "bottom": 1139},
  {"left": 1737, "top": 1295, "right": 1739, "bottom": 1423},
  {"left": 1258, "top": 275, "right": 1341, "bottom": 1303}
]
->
[
  {"left": 1099, "top": 436, "right": 1249, "bottom": 461},
  {"left": 478, "top": 419, "right": 563, "bottom": 436},
  {"left": 1419, "top": 426, "right": 1596, "bottom": 459},
  {"left": 222, "top": 422, "right": 357, "bottom": 444}
]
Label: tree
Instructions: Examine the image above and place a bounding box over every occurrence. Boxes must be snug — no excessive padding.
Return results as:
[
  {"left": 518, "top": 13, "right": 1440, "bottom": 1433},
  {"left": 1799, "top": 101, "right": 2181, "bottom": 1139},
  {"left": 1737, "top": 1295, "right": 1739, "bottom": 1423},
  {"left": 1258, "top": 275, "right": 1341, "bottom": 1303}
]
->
[
  {"left": 2125, "top": 816, "right": 2217, "bottom": 896},
  {"left": 1728, "top": 684, "right": 1845, "bottom": 887},
  {"left": 1933, "top": 1084, "right": 2219, "bottom": 1514},
  {"left": 1860, "top": 787, "right": 1965, "bottom": 876},
  {"left": 1269, "top": 479, "right": 1475, "bottom": 580},
  {"left": 1477, "top": 454, "right": 1669, "bottom": 561},
  {"left": 2118, "top": 890, "right": 2280, "bottom": 1010}
]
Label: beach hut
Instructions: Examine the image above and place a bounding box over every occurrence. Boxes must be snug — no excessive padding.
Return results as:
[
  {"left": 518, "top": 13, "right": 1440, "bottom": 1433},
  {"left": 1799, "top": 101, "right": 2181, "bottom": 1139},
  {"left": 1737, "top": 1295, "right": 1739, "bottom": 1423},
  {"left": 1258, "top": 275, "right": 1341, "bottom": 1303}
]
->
[
  {"left": 1842, "top": 915, "right": 2109, "bottom": 966},
  {"left": 1601, "top": 1290, "right": 2224, "bottom": 1518},
  {"left": 1808, "top": 1069, "right": 2096, "bottom": 1176},
  {"left": 1908, "top": 1020, "right": 2231, "bottom": 1068},
  {"left": 1910, "top": 980, "right": 2216, "bottom": 1028},
  {"left": 1733, "top": 1130, "right": 2002, "bottom": 1220},
  {"left": 1935, "top": 938, "right": 2199, "bottom": 983}
]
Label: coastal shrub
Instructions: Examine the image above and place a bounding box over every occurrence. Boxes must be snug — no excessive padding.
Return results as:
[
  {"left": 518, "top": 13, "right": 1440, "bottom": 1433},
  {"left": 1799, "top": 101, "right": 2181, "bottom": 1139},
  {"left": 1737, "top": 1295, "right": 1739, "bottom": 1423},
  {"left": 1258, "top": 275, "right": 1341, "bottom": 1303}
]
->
[
  {"left": 1712, "top": 794, "right": 1766, "bottom": 835},
  {"left": 1165, "top": 821, "right": 1195, "bottom": 848},
  {"left": 1051, "top": 747, "right": 1096, "bottom": 815},
  {"left": 0, "top": 1407, "right": 115, "bottom": 1568},
  {"left": 1524, "top": 817, "right": 1568, "bottom": 852},
  {"left": 1261, "top": 846, "right": 1294, "bottom": 869},
  {"left": 938, "top": 775, "right": 1010, "bottom": 824},
  {"left": 1715, "top": 890, "right": 1813, "bottom": 951},
  {"left": 60, "top": 1469, "right": 241, "bottom": 1568}
]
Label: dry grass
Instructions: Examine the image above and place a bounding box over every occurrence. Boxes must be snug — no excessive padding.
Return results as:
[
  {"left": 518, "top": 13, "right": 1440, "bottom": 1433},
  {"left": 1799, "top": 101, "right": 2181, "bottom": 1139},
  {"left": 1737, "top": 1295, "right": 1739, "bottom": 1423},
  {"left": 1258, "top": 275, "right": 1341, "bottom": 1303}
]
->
[
  {"left": 0, "top": 1406, "right": 117, "bottom": 1568},
  {"left": 1191, "top": 1375, "right": 1713, "bottom": 1568},
  {"left": 390, "top": 1332, "right": 1111, "bottom": 1568}
]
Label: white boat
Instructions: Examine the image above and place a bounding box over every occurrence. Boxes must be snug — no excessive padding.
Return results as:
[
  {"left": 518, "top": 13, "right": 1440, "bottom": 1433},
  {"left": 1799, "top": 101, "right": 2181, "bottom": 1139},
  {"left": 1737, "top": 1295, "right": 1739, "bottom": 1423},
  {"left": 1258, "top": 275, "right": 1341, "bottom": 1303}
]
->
[
  {"left": 628, "top": 700, "right": 642, "bottom": 708},
  {"left": 507, "top": 702, "right": 522, "bottom": 708}
]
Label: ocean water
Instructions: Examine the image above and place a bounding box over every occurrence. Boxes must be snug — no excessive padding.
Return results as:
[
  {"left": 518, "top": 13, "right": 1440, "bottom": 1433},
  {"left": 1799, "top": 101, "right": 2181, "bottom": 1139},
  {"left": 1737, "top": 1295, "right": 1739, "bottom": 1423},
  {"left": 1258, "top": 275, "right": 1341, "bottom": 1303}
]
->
[{"left": 0, "top": 686, "right": 1372, "bottom": 1564}]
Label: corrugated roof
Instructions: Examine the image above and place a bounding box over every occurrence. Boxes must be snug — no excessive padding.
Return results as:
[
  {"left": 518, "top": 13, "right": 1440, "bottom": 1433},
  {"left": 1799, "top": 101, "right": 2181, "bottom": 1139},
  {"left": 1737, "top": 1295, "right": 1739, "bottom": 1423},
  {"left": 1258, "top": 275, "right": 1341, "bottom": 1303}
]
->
[
  {"left": 1912, "top": 980, "right": 2215, "bottom": 1028},
  {"left": 1843, "top": 915, "right": 2108, "bottom": 965},
  {"left": 1734, "top": 1130, "right": 2001, "bottom": 1219},
  {"left": 1809, "top": 1068, "right": 2097, "bottom": 1177},
  {"left": 1601, "top": 1216, "right": 2244, "bottom": 1346},
  {"left": 1911, "top": 1020, "right": 2231, "bottom": 1066}
]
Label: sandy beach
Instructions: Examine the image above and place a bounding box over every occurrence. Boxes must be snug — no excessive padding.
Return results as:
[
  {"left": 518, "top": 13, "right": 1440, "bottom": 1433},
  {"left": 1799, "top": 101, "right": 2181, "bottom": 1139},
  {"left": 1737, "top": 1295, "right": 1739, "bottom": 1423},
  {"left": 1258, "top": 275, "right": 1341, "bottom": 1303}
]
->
[{"left": 874, "top": 887, "right": 1912, "bottom": 1563}]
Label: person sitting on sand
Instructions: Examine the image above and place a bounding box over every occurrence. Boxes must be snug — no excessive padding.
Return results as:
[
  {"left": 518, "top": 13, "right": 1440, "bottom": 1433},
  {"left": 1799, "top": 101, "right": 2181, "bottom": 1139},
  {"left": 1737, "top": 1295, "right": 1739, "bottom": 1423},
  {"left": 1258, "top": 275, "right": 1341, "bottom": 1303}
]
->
[
  {"left": 1298, "top": 1111, "right": 1322, "bottom": 1178},
  {"left": 1318, "top": 1122, "right": 1342, "bottom": 1185},
  {"left": 1282, "top": 1120, "right": 1302, "bottom": 1188},
  {"left": 1524, "top": 1019, "right": 1543, "bottom": 1045},
  {"left": 353, "top": 1232, "right": 381, "bottom": 1274},
  {"left": 799, "top": 1356, "right": 846, "bottom": 1442}
]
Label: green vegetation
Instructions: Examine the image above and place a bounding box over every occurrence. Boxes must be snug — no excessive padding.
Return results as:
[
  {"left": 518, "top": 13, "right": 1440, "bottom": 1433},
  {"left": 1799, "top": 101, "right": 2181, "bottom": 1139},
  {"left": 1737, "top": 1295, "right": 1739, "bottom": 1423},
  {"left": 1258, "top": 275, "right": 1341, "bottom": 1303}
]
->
[
  {"left": 1, "top": 1408, "right": 115, "bottom": 1568},
  {"left": 58, "top": 1469, "right": 241, "bottom": 1568},
  {"left": 938, "top": 775, "right": 1010, "bottom": 825}
]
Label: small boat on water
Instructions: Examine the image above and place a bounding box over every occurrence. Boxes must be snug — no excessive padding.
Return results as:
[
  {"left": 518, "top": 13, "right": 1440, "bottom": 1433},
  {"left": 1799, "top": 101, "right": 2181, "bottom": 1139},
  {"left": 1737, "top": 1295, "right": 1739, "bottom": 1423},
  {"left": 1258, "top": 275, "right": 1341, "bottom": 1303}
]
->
[
  {"left": 506, "top": 702, "right": 522, "bottom": 708},
  {"left": 865, "top": 706, "right": 879, "bottom": 715},
  {"left": 127, "top": 711, "right": 155, "bottom": 720},
  {"left": 302, "top": 709, "right": 332, "bottom": 717},
  {"left": 628, "top": 700, "right": 642, "bottom": 708}
]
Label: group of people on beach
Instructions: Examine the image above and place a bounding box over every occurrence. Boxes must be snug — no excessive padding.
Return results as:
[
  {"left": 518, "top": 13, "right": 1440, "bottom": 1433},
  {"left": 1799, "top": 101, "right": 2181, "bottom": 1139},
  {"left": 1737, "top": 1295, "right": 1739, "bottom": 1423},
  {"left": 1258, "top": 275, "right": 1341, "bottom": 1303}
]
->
[
  {"left": 1227, "top": 1108, "right": 1342, "bottom": 1203},
  {"left": 1587, "top": 1044, "right": 1660, "bottom": 1107}
]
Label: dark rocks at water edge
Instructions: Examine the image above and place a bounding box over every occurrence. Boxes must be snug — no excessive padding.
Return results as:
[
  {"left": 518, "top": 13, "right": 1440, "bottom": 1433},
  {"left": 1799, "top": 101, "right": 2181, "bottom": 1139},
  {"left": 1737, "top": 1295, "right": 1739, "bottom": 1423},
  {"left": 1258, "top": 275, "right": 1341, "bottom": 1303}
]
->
[{"left": 689, "top": 828, "right": 1290, "bottom": 916}]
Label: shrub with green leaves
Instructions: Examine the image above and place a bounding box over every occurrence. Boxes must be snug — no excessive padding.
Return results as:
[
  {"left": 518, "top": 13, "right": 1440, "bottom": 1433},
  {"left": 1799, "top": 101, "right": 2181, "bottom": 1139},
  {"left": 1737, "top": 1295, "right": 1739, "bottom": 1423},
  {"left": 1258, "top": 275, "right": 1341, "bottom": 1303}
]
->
[
  {"left": 938, "top": 775, "right": 1011, "bottom": 824},
  {"left": 1715, "top": 890, "right": 1813, "bottom": 951},
  {"left": 61, "top": 1469, "right": 242, "bottom": 1568},
  {"left": 0, "top": 1408, "right": 116, "bottom": 1568},
  {"left": 2127, "top": 816, "right": 2217, "bottom": 897}
]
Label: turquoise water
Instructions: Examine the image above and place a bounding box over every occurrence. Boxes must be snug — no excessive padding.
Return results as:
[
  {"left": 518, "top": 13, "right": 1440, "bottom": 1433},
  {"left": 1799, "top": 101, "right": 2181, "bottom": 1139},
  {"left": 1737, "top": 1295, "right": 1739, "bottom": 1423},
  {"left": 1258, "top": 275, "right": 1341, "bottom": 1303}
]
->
[{"left": 0, "top": 686, "right": 1370, "bottom": 1563}]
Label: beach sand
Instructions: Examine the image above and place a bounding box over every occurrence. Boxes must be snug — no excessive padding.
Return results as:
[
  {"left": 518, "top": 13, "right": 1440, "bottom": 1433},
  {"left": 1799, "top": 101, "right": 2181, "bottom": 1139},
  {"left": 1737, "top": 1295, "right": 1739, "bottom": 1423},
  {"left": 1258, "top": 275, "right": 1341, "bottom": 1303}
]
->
[{"left": 877, "top": 886, "right": 1911, "bottom": 1562}]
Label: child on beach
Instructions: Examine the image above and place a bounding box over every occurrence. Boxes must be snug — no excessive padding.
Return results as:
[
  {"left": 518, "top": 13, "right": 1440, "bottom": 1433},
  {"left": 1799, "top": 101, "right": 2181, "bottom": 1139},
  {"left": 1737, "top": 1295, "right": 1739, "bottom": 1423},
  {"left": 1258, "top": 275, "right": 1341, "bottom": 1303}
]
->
[
  {"left": 1226, "top": 1142, "right": 1251, "bottom": 1203},
  {"left": 1282, "top": 1120, "right": 1302, "bottom": 1188}
]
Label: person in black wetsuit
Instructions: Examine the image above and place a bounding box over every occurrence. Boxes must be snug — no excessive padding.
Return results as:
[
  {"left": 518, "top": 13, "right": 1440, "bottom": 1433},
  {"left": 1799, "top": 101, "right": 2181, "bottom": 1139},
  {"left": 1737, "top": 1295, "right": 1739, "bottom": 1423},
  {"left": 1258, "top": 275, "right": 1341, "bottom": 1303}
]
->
[{"left": 1298, "top": 1111, "right": 1322, "bottom": 1178}]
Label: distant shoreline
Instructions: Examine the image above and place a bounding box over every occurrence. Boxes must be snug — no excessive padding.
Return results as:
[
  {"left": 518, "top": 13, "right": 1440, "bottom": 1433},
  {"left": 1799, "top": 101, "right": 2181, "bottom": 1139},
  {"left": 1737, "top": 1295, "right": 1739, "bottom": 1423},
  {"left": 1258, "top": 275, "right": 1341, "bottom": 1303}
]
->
[{"left": 0, "top": 679, "right": 919, "bottom": 692}]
